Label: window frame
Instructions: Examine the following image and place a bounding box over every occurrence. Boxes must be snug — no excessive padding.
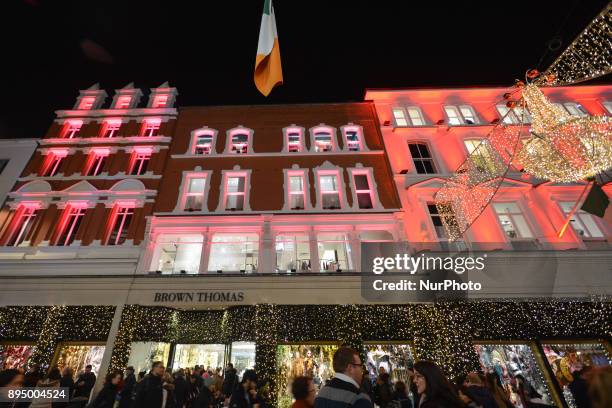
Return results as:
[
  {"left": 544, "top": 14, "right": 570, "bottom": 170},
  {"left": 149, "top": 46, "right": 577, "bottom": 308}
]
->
[
  {"left": 187, "top": 127, "right": 218, "bottom": 156},
  {"left": 77, "top": 96, "right": 96, "bottom": 110},
  {"left": 61, "top": 120, "right": 83, "bottom": 139},
  {"left": 84, "top": 149, "right": 110, "bottom": 176},
  {"left": 492, "top": 201, "right": 535, "bottom": 240},
  {"left": 140, "top": 118, "right": 162, "bottom": 137},
  {"left": 444, "top": 105, "right": 479, "bottom": 125},
  {"left": 313, "top": 163, "right": 346, "bottom": 210},
  {"left": 2, "top": 203, "right": 41, "bottom": 247},
  {"left": 348, "top": 166, "right": 379, "bottom": 210},
  {"left": 128, "top": 149, "right": 152, "bottom": 176},
  {"left": 100, "top": 119, "right": 122, "bottom": 138},
  {"left": 283, "top": 166, "right": 311, "bottom": 211},
  {"left": 309, "top": 125, "right": 338, "bottom": 153},
  {"left": 558, "top": 201, "right": 605, "bottom": 239},
  {"left": 217, "top": 168, "right": 252, "bottom": 212},
  {"left": 282, "top": 125, "right": 306, "bottom": 153},
  {"left": 115, "top": 95, "right": 133, "bottom": 109},
  {"left": 105, "top": 204, "right": 135, "bottom": 246},
  {"left": 175, "top": 169, "right": 212, "bottom": 212},
  {"left": 426, "top": 202, "right": 455, "bottom": 241},
  {"left": 54, "top": 204, "right": 87, "bottom": 246},
  {"left": 224, "top": 126, "right": 254, "bottom": 154},
  {"left": 40, "top": 149, "right": 69, "bottom": 177},
  {"left": 340, "top": 124, "right": 368, "bottom": 152},
  {"left": 407, "top": 142, "right": 437, "bottom": 174}
]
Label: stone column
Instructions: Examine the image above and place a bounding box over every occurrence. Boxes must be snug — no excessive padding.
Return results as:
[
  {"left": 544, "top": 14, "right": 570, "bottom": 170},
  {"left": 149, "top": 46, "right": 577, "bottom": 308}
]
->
[
  {"left": 259, "top": 216, "right": 274, "bottom": 273},
  {"left": 199, "top": 230, "right": 211, "bottom": 273},
  {"left": 92, "top": 304, "right": 124, "bottom": 397},
  {"left": 308, "top": 228, "right": 320, "bottom": 272}
]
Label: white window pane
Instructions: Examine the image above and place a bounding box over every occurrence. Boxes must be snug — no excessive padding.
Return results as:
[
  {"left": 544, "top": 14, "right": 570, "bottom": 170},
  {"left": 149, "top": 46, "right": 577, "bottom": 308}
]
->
[
  {"left": 513, "top": 215, "right": 533, "bottom": 238},
  {"left": 188, "top": 178, "right": 205, "bottom": 193},
  {"left": 289, "top": 176, "right": 303, "bottom": 192},
  {"left": 493, "top": 203, "right": 519, "bottom": 214},
  {"left": 407, "top": 107, "right": 424, "bottom": 125},
  {"left": 579, "top": 214, "right": 604, "bottom": 238},
  {"left": 445, "top": 107, "right": 461, "bottom": 125},
  {"left": 460, "top": 106, "right": 477, "bottom": 124},
  {"left": 393, "top": 108, "right": 408, "bottom": 126},
  {"left": 227, "top": 177, "right": 245, "bottom": 193},
  {"left": 320, "top": 175, "right": 337, "bottom": 192}
]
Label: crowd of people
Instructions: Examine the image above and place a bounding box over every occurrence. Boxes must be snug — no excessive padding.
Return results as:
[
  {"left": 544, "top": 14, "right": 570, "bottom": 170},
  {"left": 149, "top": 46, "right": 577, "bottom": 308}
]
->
[{"left": 0, "top": 348, "right": 610, "bottom": 408}]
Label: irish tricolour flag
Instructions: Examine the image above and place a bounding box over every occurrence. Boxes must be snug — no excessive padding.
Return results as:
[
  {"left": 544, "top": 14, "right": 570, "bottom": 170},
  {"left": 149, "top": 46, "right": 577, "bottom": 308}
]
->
[{"left": 254, "top": 0, "right": 283, "bottom": 96}]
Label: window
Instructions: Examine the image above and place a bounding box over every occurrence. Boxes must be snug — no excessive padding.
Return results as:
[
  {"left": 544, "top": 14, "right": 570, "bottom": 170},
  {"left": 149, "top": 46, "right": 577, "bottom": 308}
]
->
[
  {"left": 353, "top": 173, "right": 374, "bottom": 209},
  {"left": 497, "top": 105, "right": 531, "bottom": 124},
  {"left": 141, "top": 119, "right": 161, "bottom": 137},
  {"left": 408, "top": 143, "right": 436, "bottom": 174},
  {"left": 284, "top": 127, "right": 304, "bottom": 152},
  {"left": 4, "top": 206, "right": 39, "bottom": 246},
  {"left": 208, "top": 234, "right": 259, "bottom": 272},
  {"left": 555, "top": 102, "right": 588, "bottom": 117},
  {"left": 427, "top": 203, "right": 457, "bottom": 240},
  {"left": 106, "top": 206, "right": 134, "bottom": 245},
  {"left": 101, "top": 120, "right": 121, "bottom": 138},
  {"left": 319, "top": 173, "right": 341, "bottom": 209},
  {"left": 313, "top": 130, "right": 335, "bottom": 152},
  {"left": 394, "top": 107, "right": 426, "bottom": 126},
  {"left": 493, "top": 202, "right": 533, "bottom": 239},
  {"left": 86, "top": 152, "right": 108, "bottom": 176},
  {"left": 129, "top": 152, "right": 150, "bottom": 175},
  {"left": 229, "top": 133, "right": 249, "bottom": 154},
  {"left": 0, "top": 159, "right": 8, "bottom": 175},
  {"left": 288, "top": 174, "right": 306, "bottom": 210},
  {"left": 55, "top": 206, "right": 86, "bottom": 246},
  {"left": 116, "top": 96, "right": 132, "bottom": 109},
  {"left": 78, "top": 97, "right": 95, "bottom": 110},
  {"left": 444, "top": 105, "right": 478, "bottom": 125},
  {"left": 151, "top": 94, "right": 168, "bottom": 108},
  {"left": 317, "top": 233, "right": 352, "bottom": 271},
  {"left": 559, "top": 202, "right": 604, "bottom": 238},
  {"left": 41, "top": 152, "right": 66, "bottom": 177},
  {"left": 194, "top": 134, "right": 214, "bottom": 155},
  {"left": 150, "top": 234, "right": 203, "bottom": 274},
  {"left": 464, "top": 139, "right": 498, "bottom": 173},
  {"left": 275, "top": 234, "right": 311, "bottom": 272},
  {"left": 603, "top": 101, "right": 612, "bottom": 115},
  {"left": 62, "top": 121, "right": 82, "bottom": 139},
  {"left": 342, "top": 126, "right": 364, "bottom": 151},
  {"left": 183, "top": 177, "right": 207, "bottom": 211},
  {"left": 225, "top": 175, "right": 246, "bottom": 210},
  {"left": 392, "top": 108, "right": 409, "bottom": 127}
]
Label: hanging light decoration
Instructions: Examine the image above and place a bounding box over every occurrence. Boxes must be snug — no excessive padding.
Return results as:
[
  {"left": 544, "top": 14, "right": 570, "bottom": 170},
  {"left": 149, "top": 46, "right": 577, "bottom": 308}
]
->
[{"left": 517, "top": 84, "right": 612, "bottom": 183}]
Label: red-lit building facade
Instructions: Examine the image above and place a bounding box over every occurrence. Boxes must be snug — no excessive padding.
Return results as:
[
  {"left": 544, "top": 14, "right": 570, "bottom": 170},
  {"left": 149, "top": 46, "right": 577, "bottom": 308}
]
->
[{"left": 365, "top": 85, "right": 612, "bottom": 250}]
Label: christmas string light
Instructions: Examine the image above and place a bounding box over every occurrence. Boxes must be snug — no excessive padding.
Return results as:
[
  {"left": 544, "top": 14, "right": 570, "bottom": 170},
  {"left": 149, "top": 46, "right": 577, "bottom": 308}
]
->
[
  {"left": 543, "top": 4, "right": 612, "bottom": 86},
  {"left": 517, "top": 84, "right": 612, "bottom": 182}
]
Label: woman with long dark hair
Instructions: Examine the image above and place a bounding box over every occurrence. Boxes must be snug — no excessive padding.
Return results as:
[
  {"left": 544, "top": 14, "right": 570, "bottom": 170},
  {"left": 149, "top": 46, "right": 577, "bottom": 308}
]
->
[
  {"left": 90, "top": 371, "right": 122, "bottom": 408},
  {"left": 412, "top": 361, "right": 464, "bottom": 408}
]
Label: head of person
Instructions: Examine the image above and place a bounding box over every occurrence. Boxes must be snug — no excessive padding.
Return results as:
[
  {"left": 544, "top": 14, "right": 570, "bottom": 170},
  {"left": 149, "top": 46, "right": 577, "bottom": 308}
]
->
[
  {"left": 85, "top": 365, "right": 92, "bottom": 374},
  {"left": 62, "top": 367, "right": 73, "bottom": 377},
  {"left": 138, "top": 371, "right": 146, "bottom": 381},
  {"left": 0, "top": 369, "right": 24, "bottom": 388},
  {"left": 379, "top": 366, "right": 387, "bottom": 375},
  {"left": 459, "top": 386, "right": 483, "bottom": 406},
  {"left": 151, "top": 361, "right": 165, "bottom": 377},
  {"left": 227, "top": 363, "right": 234, "bottom": 370},
  {"left": 125, "top": 366, "right": 134, "bottom": 376},
  {"left": 47, "top": 367, "right": 61, "bottom": 381},
  {"left": 241, "top": 369, "right": 258, "bottom": 390},
  {"left": 332, "top": 347, "right": 364, "bottom": 385},
  {"left": 106, "top": 371, "right": 122, "bottom": 386},
  {"left": 587, "top": 366, "right": 612, "bottom": 408},
  {"left": 465, "top": 372, "right": 483, "bottom": 387},
  {"left": 413, "top": 360, "right": 460, "bottom": 405},
  {"left": 395, "top": 381, "right": 407, "bottom": 397},
  {"left": 291, "top": 376, "right": 316, "bottom": 407}
]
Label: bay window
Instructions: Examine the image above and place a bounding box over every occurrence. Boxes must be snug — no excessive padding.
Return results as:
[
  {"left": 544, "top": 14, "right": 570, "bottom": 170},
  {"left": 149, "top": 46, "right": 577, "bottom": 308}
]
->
[
  {"left": 275, "top": 234, "right": 311, "bottom": 272},
  {"left": 208, "top": 233, "right": 259, "bottom": 272},
  {"left": 150, "top": 234, "right": 203, "bottom": 274}
]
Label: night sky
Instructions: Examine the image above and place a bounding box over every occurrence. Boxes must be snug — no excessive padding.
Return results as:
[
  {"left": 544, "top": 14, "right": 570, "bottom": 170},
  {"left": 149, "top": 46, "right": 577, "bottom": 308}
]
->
[{"left": 2, "top": 0, "right": 610, "bottom": 139}]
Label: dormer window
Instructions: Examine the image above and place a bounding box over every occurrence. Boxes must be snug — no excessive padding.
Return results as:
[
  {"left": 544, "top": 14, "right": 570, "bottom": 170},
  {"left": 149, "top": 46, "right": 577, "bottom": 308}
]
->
[
  {"left": 283, "top": 126, "right": 305, "bottom": 153},
  {"left": 62, "top": 120, "right": 83, "bottom": 139},
  {"left": 116, "top": 96, "right": 132, "bottom": 109},
  {"left": 444, "top": 105, "right": 479, "bottom": 125},
  {"left": 85, "top": 149, "right": 109, "bottom": 176},
  {"left": 152, "top": 94, "right": 168, "bottom": 108},
  {"left": 101, "top": 119, "right": 121, "bottom": 138},
  {"left": 78, "top": 97, "right": 96, "bottom": 110},
  {"left": 314, "top": 132, "right": 332, "bottom": 152},
  {"left": 141, "top": 119, "right": 161, "bottom": 137},
  {"left": 341, "top": 125, "right": 366, "bottom": 152}
]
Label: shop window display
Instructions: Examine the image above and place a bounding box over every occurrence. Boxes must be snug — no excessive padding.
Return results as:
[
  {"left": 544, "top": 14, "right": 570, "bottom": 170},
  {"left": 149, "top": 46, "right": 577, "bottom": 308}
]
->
[
  {"left": 276, "top": 345, "right": 337, "bottom": 408},
  {"left": 365, "top": 344, "right": 415, "bottom": 385},
  {"left": 230, "top": 341, "right": 256, "bottom": 379},
  {"left": 127, "top": 342, "right": 171, "bottom": 375},
  {"left": 55, "top": 344, "right": 105, "bottom": 380},
  {"left": 474, "top": 344, "right": 553, "bottom": 407},
  {"left": 0, "top": 344, "right": 36, "bottom": 369},
  {"left": 172, "top": 344, "right": 225, "bottom": 371},
  {"left": 542, "top": 342, "right": 611, "bottom": 408}
]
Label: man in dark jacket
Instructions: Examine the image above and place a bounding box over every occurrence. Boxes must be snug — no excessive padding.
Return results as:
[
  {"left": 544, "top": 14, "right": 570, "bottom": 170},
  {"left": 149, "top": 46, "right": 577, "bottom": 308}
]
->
[
  {"left": 222, "top": 363, "right": 238, "bottom": 398},
  {"left": 74, "top": 365, "right": 97, "bottom": 399},
  {"left": 465, "top": 373, "right": 499, "bottom": 408},
  {"left": 315, "top": 347, "right": 372, "bottom": 408},
  {"left": 119, "top": 366, "right": 136, "bottom": 408},
  {"left": 133, "top": 361, "right": 165, "bottom": 408},
  {"left": 173, "top": 368, "right": 189, "bottom": 408},
  {"left": 229, "top": 369, "right": 259, "bottom": 408}
]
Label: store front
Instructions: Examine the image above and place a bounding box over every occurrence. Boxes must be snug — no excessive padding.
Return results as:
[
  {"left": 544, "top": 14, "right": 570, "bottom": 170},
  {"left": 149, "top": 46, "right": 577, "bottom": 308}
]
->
[
  {"left": 171, "top": 343, "right": 226, "bottom": 371},
  {"left": 53, "top": 343, "right": 106, "bottom": 380},
  {"left": 541, "top": 340, "right": 612, "bottom": 408},
  {"left": 127, "top": 341, "right": 171, "bottom": 374},
  {"left": 230, "top": 341, "right": 256, "bottom": 377}
]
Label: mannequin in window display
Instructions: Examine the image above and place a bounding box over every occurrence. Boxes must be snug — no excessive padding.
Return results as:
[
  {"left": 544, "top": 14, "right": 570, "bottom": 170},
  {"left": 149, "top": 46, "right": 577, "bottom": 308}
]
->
[{"left": 303, "top": 349, "right": 318, "bottom": 379}]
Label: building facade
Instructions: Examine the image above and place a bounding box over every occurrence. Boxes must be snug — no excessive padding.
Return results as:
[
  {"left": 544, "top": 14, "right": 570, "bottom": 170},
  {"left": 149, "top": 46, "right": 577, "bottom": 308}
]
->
[
  {"left": 0, "top": 84, "right": 610, "bottom": 408},
  {"left": 0, "top": 138, "right": 38, "bottom": 207}
]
